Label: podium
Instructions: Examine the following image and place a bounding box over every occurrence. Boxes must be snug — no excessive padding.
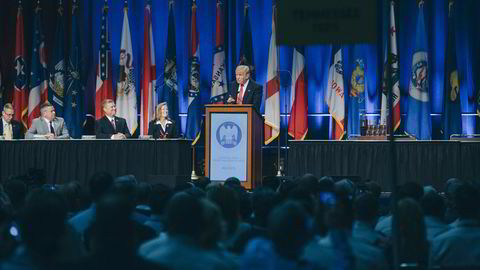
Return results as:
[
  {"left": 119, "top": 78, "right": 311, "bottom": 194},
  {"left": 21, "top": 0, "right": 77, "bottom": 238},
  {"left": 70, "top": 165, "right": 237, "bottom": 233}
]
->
[{"left": 205, "top": 104, "right": 263, "bottom": 189}]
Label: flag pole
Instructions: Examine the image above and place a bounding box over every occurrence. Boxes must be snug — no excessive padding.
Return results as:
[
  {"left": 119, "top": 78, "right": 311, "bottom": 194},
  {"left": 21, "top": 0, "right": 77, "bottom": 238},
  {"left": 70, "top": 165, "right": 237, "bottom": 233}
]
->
[{"left": 190, "top": 0, "right": 199, "bottom": 181}]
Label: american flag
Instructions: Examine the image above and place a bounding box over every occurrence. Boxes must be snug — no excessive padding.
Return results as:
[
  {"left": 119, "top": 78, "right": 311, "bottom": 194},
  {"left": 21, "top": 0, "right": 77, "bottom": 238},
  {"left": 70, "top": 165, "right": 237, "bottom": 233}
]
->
[{"left": 95, "top": 0, "right": 113, "bottom": 119}]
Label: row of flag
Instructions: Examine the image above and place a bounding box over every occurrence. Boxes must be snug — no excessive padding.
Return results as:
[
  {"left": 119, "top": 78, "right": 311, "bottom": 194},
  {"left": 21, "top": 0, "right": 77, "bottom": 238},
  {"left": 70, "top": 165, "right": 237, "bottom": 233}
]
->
[{"left": 4, "top": 0, "right": 465, "bottom": 141}]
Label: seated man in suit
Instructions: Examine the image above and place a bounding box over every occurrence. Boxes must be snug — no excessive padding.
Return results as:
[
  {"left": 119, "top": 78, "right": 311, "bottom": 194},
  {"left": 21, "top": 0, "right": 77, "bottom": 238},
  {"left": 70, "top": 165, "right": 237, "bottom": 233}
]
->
[
  {"left": 148, "top": 102, "right": 178, "bottom": 139},
  {"left": 226, "top": 65, "right": 262, "bottom": 112},
  {"left": 1, "top": 103, "right": 23, "bottom": 139},
  {"left": 26, "top": 102, "right": 69, "bottom": 139},
  {"left": 96, "top": 99, "right": 131, "bottom": 139}
]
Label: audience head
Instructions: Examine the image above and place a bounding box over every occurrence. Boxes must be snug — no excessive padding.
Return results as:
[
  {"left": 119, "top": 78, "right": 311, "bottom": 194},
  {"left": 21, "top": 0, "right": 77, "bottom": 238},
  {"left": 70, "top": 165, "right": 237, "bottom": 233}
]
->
[
  {"left": 224, "top": 177, "right": 241, "bottom": 188},
  {"left": 365, "top": 181, "right": 382, "bottom": 199},
  {"left": 102, "top": 99, "right": 116, "bottom": 117},
  {"left": 89, "top": 172, "right": 114, "bottom": 202},
  {"left": 40, "top": 102, "right": 55, "bottom": 121},
  {"left": 90, "top": 193, "right": 135, "bottom": 253},
  {"left": 318, "top": 176, "right": 335, "bottom": 193},
  {"left": 206, "top": 184, "right": 239, "bottom": 235},
  {"left": 453, "top": 184, "right": 479, "bottom": 219},
  {"left": 334, "top": 178, "right": 355, "bottom": 199},
  {"left": 166, "top": 192, "right": 205, "bottom": 240},
  {"left": 397, "top": 198, "right": 428, "bottom": 266},
  {"left": 252, "top": 187, "right": 281, "bottom": 228},
  {"left": 268, "top": 201, "right": 310, "bottom": 260},
  {"left": 199, "top": 199, "right": 224, "bottom": 249},
  {"left": 298, "top": 173, "right": 319, "bottom": 195},
  {"left": 2, "top": 103, "right": 14, "bottom": 123},
  {"left": 3, "top": 179, "right": 27, "bottom": 212},
  {"left": 58, "top": 181, "right": 88, "bottom": 214},
  {"left": 148, "top": 184, "right": 173, "bottom": 216},
  {"left": 194, "top": 176, "right": 211, "bottom": 191},
  {"left": 354, "top": 193, "right": 379, "bottom": 224},
  {"left": 398, "top": 181, "right": 424, "bottom": 201},
  {"left": 19, "top": 189, "right": 68, "bottom": 258},
  {"left": 421, "top": 191, "right": 445, "bottom": 219}
]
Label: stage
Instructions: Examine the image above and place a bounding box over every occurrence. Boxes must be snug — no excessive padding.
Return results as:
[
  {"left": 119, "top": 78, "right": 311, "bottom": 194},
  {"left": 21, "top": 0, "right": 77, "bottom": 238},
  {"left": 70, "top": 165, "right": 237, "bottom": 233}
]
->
[
  {"left": 287, "top": 140, "right": 479, "bottom": 191},
  {"left": 0, "top": 139, "right": 193, "bottom": 186}
]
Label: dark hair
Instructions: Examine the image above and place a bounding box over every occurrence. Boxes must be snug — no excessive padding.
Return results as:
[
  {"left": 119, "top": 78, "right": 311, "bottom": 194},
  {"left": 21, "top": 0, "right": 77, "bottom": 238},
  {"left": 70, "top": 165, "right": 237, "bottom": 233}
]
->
[
  {"left": 252, "top": 187, "right": 281, "bottom": 228},
  {"left": 166, "top": 192, "right": 204, "bottom": 239},
  {"left": 398, "top": 181, "right": 424, "bottom": 201},
  {"left": 397, "top": 198, "right": 428, "bottom": 266},
  {"left": 89, "top": 172, "right": 114, "bottom": 202},
  {"left": 354, "top": 193, "right": 379, "bottom": 222},
  {"left": 19, "top": 189, "right": 68, "bottom": 258},
  {"left": 454, "top": 184, "right": 479, "bottom": 219},
  {"left": 421, "top": 192, "right": 445, "bottom": 219},
  {"left": 148, "top": 184, "right": 173, "bottom": 215},
  {"left": 268, "top": 201, "right": 310, "bottom": 260},
  {"left": 206, "top": 184, "right": 239, "bottom": 235}
]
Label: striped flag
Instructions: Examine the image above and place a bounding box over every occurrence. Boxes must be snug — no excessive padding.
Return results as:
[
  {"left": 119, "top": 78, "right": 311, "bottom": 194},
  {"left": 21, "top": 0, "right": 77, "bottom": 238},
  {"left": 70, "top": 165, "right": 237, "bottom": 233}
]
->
[
  {"left": 239, "top": 2, "right": 255, "bottom": 79},
  {"left": 405, "top": 1, "right": 431, "bottom": 140},
  {"left": 264, "top": 5, "right": 280, "bottom": 144},
  {"left": 48, "top": 0, "right": 66, "bottom": 117},
  {"left": 288, "top": 47, "right": 308, "bottom": 140},
  {"left": 211, "top": 0, "right": 228, "bottom": 103},
  {"left": 161, "top": 1, "right": 180, "bottom": 135},
  {"left": 95, "top": 1, "right": 113, "bottom": 119},
  {"left": 441, "top": 0, "right": 461, "bottom": 139},
  {"left": 116, "top": 0, "right": 137, "bottom": 136},
  {"left": 64, "top": 0, "right": 84, "bottom": 138},
  {"left": 140, "top": 0, "right": 156, "bottom": 135},
  {"left": 13, "top": 2, "right": 28, "bottom": 129},
  {"left": 325, "top": 46, "right": 345, "bottom": 140},
  {"left": 185, "top": 1, "right": 201, "bottom": 143},
  {"left": 380, "top": 0, "right": 401, "bottom": 132},
  {"left": 28, "top": 2, "right": 49, "bottom": 127}
]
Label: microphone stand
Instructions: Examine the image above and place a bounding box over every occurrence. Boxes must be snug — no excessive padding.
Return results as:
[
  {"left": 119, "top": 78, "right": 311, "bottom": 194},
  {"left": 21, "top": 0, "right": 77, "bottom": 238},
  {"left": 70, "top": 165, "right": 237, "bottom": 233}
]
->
[{"left": 277, "top": 69, "right": 292, "bottom": 177}]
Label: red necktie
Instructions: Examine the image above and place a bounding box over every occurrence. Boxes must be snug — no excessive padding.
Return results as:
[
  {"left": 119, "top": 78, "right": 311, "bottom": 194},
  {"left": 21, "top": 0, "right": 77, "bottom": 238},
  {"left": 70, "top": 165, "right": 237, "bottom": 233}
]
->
[{"left": 236, "top": 84, "right": 244, "bottom": 104}]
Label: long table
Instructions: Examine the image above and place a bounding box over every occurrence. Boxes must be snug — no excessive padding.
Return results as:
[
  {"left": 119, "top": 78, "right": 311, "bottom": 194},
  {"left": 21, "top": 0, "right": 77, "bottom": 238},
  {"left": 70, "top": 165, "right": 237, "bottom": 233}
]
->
[
  {"left": 0, "top": 139, "right": 193, "bottom": 185},
  {"left": 287, "top": 140, "right": 479, "bottom": 190}
]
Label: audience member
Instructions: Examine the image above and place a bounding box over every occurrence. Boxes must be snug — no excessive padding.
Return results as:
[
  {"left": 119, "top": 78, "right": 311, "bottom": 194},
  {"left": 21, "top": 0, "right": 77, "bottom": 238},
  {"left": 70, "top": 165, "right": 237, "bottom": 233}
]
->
[
  {"left": 430, "top": 184, "right": 480, "bottom": 268},
  {"left": 421, "top": 191, "right": 448, "bottom": 241}
]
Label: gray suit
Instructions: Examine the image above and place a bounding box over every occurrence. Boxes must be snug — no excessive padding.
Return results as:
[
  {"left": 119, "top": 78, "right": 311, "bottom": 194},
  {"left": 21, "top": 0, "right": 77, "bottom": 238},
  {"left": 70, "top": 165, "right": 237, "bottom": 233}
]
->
[{"left": 26, "top": 117, "right": 70, "bottom": 139}]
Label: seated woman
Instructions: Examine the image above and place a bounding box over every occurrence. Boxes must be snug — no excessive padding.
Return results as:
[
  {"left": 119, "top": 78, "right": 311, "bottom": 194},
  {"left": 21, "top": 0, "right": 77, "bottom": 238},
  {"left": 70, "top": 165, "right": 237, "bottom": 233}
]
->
[{"left": 148, "top": 102, "right": 178, "bottom": 139}]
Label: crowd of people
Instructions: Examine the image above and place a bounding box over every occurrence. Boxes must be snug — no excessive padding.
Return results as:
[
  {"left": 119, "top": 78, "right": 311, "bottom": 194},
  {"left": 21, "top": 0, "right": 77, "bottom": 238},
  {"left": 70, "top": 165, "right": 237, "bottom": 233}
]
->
[{"left": 0, "top": 171, "right": 479, "bottom": 270}]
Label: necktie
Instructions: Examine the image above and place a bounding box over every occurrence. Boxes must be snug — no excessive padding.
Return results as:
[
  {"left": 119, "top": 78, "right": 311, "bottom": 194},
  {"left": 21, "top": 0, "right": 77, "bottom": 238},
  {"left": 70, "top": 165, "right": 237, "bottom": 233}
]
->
[
  {"left": 111, "top": 118, "right": 116, "bottom": 132},
  {"left": 49, "top": 121, "right": 55, "bottom": 134},
  {"left": 4, "top": 123, "right": 12, "bottom": 140},
  {"left": 236, "top": 84, "right": 244, "bottom": 104}
]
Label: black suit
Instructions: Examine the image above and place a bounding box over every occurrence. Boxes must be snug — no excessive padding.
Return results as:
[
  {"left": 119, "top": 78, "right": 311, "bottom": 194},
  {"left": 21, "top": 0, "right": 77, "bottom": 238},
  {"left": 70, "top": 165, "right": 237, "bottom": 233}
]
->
[
  {"left": 148, "top": 120, "right": 178, "bottom": 139},
  {"left": 95, "top": 116, "right": 131, "bottom": 139},
  {"left": 1, "top": 119, "right": 23, "bottom": 139},
  {"left": 228, "top": 80, "right": 263, "bottom": 112}
]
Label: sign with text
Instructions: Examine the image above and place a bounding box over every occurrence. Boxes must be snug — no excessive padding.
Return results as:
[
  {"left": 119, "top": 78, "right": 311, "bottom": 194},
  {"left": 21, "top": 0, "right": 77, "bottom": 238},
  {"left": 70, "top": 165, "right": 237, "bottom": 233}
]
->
[
  {"left": 210, "top": 113, "right": 248, "bottom": 181},
  {"left": 277, "top": 0, "right": 377, "bottom": 45}
]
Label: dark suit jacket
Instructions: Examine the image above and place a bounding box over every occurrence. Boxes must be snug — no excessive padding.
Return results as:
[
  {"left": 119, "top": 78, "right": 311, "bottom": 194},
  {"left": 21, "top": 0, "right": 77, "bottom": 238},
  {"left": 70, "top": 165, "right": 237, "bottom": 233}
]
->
[
  {"left": 148, "top": 120, "right": 178, "bottom": 139},
  {"left": 95, "top": 116, "right": 132, "bottom": 139},
  {"left": 228, "top": 80, "right": 263, "bottom": 112},
  {"left": 1, "top": 119, "right": 23, "bottom": 139}
]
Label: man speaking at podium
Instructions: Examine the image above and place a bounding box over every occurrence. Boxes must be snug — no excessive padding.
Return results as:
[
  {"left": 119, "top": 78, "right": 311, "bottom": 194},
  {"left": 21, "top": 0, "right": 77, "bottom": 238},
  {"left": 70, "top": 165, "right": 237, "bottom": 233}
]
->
[{"left": 226, "top": 65, "right": 262, "bottom": 113}]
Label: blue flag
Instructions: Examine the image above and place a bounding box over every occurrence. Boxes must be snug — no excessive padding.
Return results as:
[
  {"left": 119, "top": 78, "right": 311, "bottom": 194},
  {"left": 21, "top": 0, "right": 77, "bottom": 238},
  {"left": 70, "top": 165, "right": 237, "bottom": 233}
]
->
[
  {"left": 347, "top": 45, "right": 367, "bottom": 136},
  {"left": 405, "top": 2, "right": 431, "bottom": 140},
  {"left": 185, "top": 2, "right": 201, "bottom": 143},
  {"left": 48, "top": 0, "right": 65, "bottom": 117},
  {"left": 239, "top": 4, "right": 254, "bottom": 79},
  {"left": 441, "top": 1, "right": 461, "bottom": 140},
  {"left": 161, "top": 3, "right": 180, "bottom": 135},
  {"left": 64, "top": 0, "right": 84, "bottom": 139}
]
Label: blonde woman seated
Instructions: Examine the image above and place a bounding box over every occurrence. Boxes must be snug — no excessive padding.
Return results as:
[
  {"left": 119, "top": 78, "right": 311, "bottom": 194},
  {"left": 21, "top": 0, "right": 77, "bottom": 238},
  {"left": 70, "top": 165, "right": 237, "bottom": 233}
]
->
[{"left": 148, "top": 102, "right": 178, "bottom": 139}]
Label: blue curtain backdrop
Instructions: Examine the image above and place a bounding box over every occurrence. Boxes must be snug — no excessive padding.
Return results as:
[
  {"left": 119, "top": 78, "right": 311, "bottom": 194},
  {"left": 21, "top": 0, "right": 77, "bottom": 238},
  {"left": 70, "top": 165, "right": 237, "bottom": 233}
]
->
[{"left": 0, "top": 0, "right": 479, "bottom": 141}]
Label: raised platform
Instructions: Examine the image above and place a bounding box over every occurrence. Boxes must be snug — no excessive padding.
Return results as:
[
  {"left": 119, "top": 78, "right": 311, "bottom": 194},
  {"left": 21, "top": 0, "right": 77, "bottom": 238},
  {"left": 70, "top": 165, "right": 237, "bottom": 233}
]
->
[{"left": 287, "top": 140, "right": 479, "bottom": 191}]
